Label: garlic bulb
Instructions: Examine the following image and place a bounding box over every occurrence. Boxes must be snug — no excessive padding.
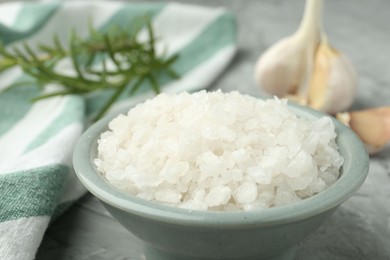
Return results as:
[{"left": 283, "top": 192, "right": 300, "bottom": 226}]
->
[
  {"left": 254, "top": 0, "right": 357, "bottom": 114},
  {"left": 336, "top": 107, "right": 390, "bottom": 154},
  {"left": 308, "top": 36, "right": 357, "bottom": 114}
]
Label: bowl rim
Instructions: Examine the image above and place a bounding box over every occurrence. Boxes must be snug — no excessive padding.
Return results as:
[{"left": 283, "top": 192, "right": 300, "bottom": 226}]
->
[{"left": 73, "top": 99, "right": 370, "bottom": 227}]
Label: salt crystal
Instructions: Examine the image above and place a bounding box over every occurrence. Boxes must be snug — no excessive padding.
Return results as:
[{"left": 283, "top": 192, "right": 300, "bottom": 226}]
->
[
  {"left": 155, "top": 190, "right": 182, "bottom": 203},
  {"left": 204, "top": 186, "right": 232, "bottom": 207},
  {"left": 247, "top": 166, "right": 273, "bottom": 185},
  {"left": 160, "top": 161, "right": 189, "bottom": 184},
  {"left": 234, "top": 182, "right": 258, "bottom": 204},
  {"left": 274, "top": 183, "right": 301, "bottom": 206},
  {"left": 283, "top": 150, "right": 313, "bottom": 177},
  {"left": 129, "top": 171, "right": 161, "bottom": 188},
  {"left": 221, "top": 169, "right": 243, "bottom": 183}
]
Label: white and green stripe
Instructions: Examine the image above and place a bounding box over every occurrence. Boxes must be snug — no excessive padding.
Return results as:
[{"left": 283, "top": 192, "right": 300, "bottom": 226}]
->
[
  {"left": 0, "top": 2, "right": 236, "bottom": 259},
  {"left": 0, "top": 216, "right": 50, "bottom": 260}
]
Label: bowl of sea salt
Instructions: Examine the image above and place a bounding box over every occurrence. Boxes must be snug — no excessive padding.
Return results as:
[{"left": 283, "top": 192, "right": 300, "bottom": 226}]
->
[{"left": 73, "top": 90, "right": 369, "bottom": 260}]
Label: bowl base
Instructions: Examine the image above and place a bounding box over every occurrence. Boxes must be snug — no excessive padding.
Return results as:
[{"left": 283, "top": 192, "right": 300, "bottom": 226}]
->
[{"left": 143, "top": 245, "right": 297, "bottom": 260}]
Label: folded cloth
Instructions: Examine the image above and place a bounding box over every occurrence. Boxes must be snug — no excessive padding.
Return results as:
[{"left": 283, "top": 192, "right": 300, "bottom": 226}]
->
[{"left": 0, "top": 2, "right": 236, "bottom": 259}]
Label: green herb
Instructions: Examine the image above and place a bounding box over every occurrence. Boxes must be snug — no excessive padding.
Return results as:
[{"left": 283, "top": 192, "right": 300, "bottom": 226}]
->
[{"left": 0, "top": 16, "right": 179, "bottom": 120}]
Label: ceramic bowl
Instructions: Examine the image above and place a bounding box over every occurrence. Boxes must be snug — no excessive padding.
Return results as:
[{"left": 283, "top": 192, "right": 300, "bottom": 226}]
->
[{"left": 73, "top": 102, "right": 369, "bottom": 260}]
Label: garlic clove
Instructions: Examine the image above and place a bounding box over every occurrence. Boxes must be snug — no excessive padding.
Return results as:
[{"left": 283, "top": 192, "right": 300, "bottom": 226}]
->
[
  {"left": 254, "top": 36, "right": 314, "bottom": 97},
  {"left": 254, "top": 0, "right": 322, "bottom": 98},
  {"left": 308, "top": 38, "right": 357, "bottom": 114},
  {"left": 336, "top": 107, "right": 390, "bottom": 154}
]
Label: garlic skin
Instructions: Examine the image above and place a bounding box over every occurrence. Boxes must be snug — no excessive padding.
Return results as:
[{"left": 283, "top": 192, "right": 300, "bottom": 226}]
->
[
  {"left": 336, "top": 107, "right": 390, "bottom": 154},
  {"left": 254, "top": 35, "right": 315, "bottom": 97},
  {"left": 308, "top": 39, "right": 357, "bottom": 114},
  {"left": 254, "top": 0, "right": 357, "bottom": 114}
]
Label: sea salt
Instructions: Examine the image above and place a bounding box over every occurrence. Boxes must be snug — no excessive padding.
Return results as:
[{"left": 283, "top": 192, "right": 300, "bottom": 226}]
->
[{"left": 94, "top": 90, "right": 344, "bottom": 211}]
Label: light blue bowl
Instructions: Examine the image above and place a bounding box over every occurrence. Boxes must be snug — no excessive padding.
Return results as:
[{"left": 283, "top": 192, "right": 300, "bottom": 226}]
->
[{"left": 73, "top": 102, "right": 369, "bottom": 260}]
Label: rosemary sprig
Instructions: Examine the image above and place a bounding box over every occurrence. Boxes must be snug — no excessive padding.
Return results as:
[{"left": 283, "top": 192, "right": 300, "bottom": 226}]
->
[{"left": 0, "top": 17, "right": 179, "bottom": 120}]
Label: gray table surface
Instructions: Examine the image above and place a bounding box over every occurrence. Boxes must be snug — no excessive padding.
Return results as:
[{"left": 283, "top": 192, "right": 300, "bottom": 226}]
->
[{"left": 31, "top": 0, "right": 390, "bottom": 259}]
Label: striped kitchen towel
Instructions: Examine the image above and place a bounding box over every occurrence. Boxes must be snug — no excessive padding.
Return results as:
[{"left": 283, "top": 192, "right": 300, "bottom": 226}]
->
[{"left": 0, "top": 2, "right": 236, "bottom": 259}]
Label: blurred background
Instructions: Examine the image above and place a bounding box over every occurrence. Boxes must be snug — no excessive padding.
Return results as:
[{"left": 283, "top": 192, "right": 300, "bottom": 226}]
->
[{"left": 1, "top": 0, "right": 389, "bottom": 259}]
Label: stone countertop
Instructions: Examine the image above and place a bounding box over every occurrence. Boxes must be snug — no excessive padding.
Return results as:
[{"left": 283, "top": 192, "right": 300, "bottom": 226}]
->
[{"left": 35, "top": 0, "right": 390, "bottom": 259}]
